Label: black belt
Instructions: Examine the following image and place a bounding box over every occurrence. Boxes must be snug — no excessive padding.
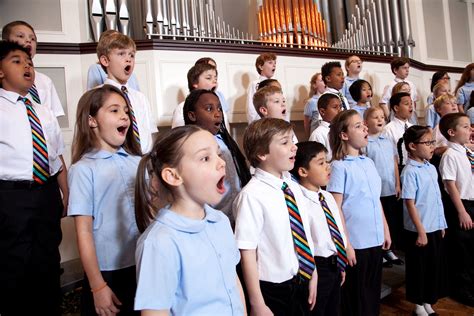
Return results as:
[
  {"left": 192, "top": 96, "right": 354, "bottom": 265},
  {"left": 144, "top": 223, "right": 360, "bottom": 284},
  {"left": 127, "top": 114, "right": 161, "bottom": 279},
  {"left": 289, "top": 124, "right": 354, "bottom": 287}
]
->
[
  {"left": 315, "top": 255, "right": 337, "bottom": 266},
  {"left": 0, "top": 172, "right": 59, "bottom": 190}
]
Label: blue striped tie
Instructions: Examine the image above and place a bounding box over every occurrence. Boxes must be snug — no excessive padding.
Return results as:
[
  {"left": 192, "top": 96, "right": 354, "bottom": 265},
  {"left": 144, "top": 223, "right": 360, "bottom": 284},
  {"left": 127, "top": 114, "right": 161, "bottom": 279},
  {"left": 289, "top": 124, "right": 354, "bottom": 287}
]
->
[
  {"left": 282, "top": 182, "right": 316, "bottom": 281},
  {"left": 19, "top": 97, "right": 49, "bottom": 184},
  {"left": 319, "top": 192, "right": 348, "bottom": 271},
  {"left": 121, "top": 86, "right": 141, "bottom": 145},
  {"left": 29, "top": 84, "right": 41, "bottom": 104}
]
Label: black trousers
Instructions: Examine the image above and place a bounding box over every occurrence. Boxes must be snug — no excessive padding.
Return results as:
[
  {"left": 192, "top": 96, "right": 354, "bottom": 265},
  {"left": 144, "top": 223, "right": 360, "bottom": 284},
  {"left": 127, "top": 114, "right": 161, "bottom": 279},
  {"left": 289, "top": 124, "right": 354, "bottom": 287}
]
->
[
  {"left": 260, "top": 276, "right": 311, "bottom": 316},
  {"left": 341, "top": 246, "right": 383, "bottom": 316},
  {"left": 311, "top": 255, "right": 342, "bottom": 316},
  {"left": 0, "top": 177, "right": 63, "bottom": 316},
  {"left": 445, "top": 200, "right": 474, "bottom": 297},
  {"left": 404, "top": 230, "right": 445, "bottom": 305},
  {"left": 81, "top": 265, "right": 139, "bottom": 316},
  {"left": 381, "top": 195, "right": 403, "bottom": 250}
]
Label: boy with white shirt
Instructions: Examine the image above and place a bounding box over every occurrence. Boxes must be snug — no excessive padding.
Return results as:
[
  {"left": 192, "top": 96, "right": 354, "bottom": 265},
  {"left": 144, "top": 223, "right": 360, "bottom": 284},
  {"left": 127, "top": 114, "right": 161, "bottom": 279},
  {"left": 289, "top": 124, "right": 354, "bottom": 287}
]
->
[
  {"left": 379, "top": 57, "right": 418, "bottom": 121},
  {"left": 234, "top": 118, "right": 317, "bottom": 316},
  {"left": 246, "top": 52, "right": 277, "bottom": 123},
  {"left": 439, "top": 113, "right": 474, "bottom": 306},
  {"left": 309, "top": 94, "right": 342, "bottom": 161},
  {"left": 321, "top": 61, "right": 349, "bottom": 110},
  {"left": 98, "top": 32, "right": 157, "bottom": 154},
  {"left": 290, "top": 141, "right": 348, "bottom": 316},
  {"left": 383, "top": 92, "right": 414, "bottom": 168}
]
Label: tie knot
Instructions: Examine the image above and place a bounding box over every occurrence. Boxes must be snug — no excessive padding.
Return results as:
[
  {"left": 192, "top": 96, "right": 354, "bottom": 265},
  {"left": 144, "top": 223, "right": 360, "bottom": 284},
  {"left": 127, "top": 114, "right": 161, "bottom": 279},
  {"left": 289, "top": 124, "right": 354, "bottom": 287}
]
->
[
  {"left": 121, "top": 86, "right": 128, "bottom": 94},
  {"left": 318, "top": 192, "right": 324, "bottom": 201},
  {"left": 281, "top": 181, "right": 289, "bottom": 191},
  {"left": 18, "top": 96, "right": 32, "bottom": 106}
]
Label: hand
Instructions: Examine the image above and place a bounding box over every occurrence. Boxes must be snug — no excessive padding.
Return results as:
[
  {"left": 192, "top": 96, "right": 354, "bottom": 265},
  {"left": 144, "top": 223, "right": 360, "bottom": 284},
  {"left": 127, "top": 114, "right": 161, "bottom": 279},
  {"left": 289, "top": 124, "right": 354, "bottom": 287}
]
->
[
  {"left": 458, "top": 211, "right": 473, "bottom": 230},
  {"left": 308, "top": 271, "right": 318, "bottom": 311},
  {"left": 416, "top": 232, "right": 428, "bottom": 247},
  {"left": 62, "top": 195, "right": 69, "bottom": 217},
  {"left": 346, "top": 245, "right": 357, "bottom": 267},
  {"left": 441, "top": 229, "right": 445, "bottom": 238},
  {"left": 93, "top": 286, "right": 122, "bottom": 316},
  {"left": 395, "top": 184, "right": 401, "bottom": 199},
  {"left": 250, "top": 303, "right": 273, "bottom": 316},
  {"left": 340, "top": 271, "right": 346, "bottom": 286},
  {"left": 383, "top": 233, "right": 392, "bottom": 250}
]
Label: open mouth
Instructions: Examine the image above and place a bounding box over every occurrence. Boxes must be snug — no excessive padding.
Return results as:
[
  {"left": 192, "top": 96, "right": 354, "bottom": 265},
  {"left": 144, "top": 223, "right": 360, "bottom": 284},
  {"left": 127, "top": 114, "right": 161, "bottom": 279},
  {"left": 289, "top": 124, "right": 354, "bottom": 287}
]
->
[
  {"left": 25, "top": 45, "right": 32, "bottom": 54},
  {"left": 216, "top": 176, "right": 226, "bottom": 194},
  {"left": 124, "top": 65, "right": 131, "bottom": 73},
  {"left": 24, "top": 71, "right": 32, "bottom": 80},
  {"left": 117, "top": 125, "right": 128, "bottom": 135},
  {"left": 289, "top": 155, "right": 295, "bottom": 162},
  {"left": 282, "top": 108, "right": 287, "bottom": 115}
]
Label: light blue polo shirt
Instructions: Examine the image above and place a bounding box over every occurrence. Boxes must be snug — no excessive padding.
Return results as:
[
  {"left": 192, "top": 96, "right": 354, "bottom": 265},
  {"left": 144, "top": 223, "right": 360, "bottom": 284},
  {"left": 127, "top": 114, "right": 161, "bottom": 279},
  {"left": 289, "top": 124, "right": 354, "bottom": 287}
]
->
[
  {"left": 351, "top": 104, "right": 368, "bottom": 119},
  {"left": 214, "top": 134, "right": 242, "bottom": 226},
  {"left": 366, "top": 135, "right": 397, "bottom": 197},
  {"left": 456, "top": 82, "right": 474, "bottom": 112},
  {"left": 327, "top": 155, "right": 384, "bottom": 249},
  {"left": 304, "top": 94, "right": 321, "bottom": 134},
  {"left": 68, "top": 148, "right": 140, "bottom": 271},
  {"left": 135, "top": 205, "right": 244, "bottom": 315},
  {"left": 401, "top": 159, "right": 447, "bottom": 233},
  {"left": 424, "top": 104, "right": 440, "bottom": 129},
  {"left": 342, "top": 76, "right": 359, "bottom": 107}
]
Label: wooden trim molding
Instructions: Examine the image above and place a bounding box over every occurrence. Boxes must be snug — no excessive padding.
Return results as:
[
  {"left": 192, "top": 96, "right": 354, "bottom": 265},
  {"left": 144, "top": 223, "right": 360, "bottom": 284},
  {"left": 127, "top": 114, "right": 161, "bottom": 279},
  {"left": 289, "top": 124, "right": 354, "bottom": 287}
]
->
[{"left": 37, "top": 39, "right": 465, "bottom": 73}]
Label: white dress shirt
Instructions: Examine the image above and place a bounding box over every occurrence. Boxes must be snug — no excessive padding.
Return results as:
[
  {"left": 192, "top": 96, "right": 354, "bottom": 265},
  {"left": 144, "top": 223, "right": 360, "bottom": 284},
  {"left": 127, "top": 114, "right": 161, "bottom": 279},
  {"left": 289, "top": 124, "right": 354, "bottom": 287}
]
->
[
  {"left": 309, "top": 121, "right": 332, "bottom": 160},
  {"left": 440, "top": 142, "right": 474, "bottom": 200},
  {"left": 383, "top": 117, "right": 413, "bottom": 165},
  {"left": 34, "top": 71, "right": 65, "bottom": 118},
  {"left": 0, "top": 88, "right": 64, "bottom": 180}
]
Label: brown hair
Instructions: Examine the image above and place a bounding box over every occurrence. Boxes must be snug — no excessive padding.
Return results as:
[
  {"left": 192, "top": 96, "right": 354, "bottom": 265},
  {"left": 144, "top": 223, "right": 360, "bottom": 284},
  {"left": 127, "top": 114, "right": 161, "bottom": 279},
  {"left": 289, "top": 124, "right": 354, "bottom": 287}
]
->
[
  {"left": 454, "top": 63, "right": 474, "bottom": 96},
  {"left": 390, "top": 57, "right": 410, "bottom": 75},
  {"left": 186, "top": 63, "right": 217, "bottom": 91},
  {"left": 309, "top": 73, "right": 322, "bottom": 97},
  {"left": 135, "top": 125, "right": 203, "bottom": 232},
  {"left": 243, "top": 118, "right": 292, "bottom": 167},
  {"left": 439, "top": 112, "right": 469, "bottom": 140},
  {"left": 97, "top": 32, "right": 136, "bottom": 71},
  {"left": 391, "top": 82, "right": 410, "bottom": 95},
  {"left": 253, "top": 85, "right": 282, "bottom": 117},
  {"left": 1, "top": 21, "right": 36, "bottom": 40},
  {"left": 329, "top": 109, "right": 360, "bottom": 161},
  {"left": 344, "top": 55, "right": 360, "bottom": 72},
  {"left": 71, "top": 85, "right": 141, "bottom": 163},
  {"left": 363, "top": 105, "right": 385, "bottom": 121},
  {"left": 255, "top": 52, "right": 276, "bottom": 74}
]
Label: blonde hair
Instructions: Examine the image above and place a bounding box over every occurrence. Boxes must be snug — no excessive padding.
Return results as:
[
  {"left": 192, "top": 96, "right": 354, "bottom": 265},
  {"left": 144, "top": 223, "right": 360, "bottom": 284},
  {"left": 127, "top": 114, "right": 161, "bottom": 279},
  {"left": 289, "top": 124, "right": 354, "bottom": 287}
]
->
[
  {"left": 432, "top": 82, "right": 449, "bottom": 99},
  {"left": 433, "top": 94, "right": 454, "bottom": 111},
  {"left": 363, "top": 105, "right": 384, "bottom": 121},
  {"left": 253, "top": 85, "right": 282, "bottom": 118},
  {"left": 392, "top": 82, "right": 410, "bottom": 95}
]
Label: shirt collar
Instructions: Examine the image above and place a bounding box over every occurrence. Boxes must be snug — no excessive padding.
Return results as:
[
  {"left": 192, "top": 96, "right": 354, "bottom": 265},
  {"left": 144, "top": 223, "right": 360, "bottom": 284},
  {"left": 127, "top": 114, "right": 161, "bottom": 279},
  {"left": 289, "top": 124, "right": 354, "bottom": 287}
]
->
[
  {"left": 394, "top": 77, "right": 406, "bottom": 83},
  {"left": 448, "top": 141, "right": 467, "bottom": 153},
  {"left": 319, "top": 120, "right": 330, "bottom": 128},
  {"left": 156, "top": 204, "right": 221, "bottom": 233},
  {"left": 254, "top": 168, "right": 292, "bottom": 190},
  {"left": 83, "top": 147, "right": 129, "bottom": 159},
  {"left": 0, "top": 88, "right": 27, "bottom": 104},
  {"left": 392, "top": 116, "right": 409, "bottom": 126},
  {"left": 104, "top": 78, "right": 129, "bottom": 90},
  {"left": 345, "top": 77, "right": 359, "bottom": 83},
  {"left": 299, "top": 185, "right": 322, "bottom": 204},
  {"left": 368, "top": 134, "right": 386, "bottom": 142},
  {"left": 343, "top": 155, "right": 366, "bottom": 161},
  {"left": 325, "top": 87, "right": 342, "bottom": 94},
  {"left": 407, "top": 158, "right": 429, "bottom": 168}
]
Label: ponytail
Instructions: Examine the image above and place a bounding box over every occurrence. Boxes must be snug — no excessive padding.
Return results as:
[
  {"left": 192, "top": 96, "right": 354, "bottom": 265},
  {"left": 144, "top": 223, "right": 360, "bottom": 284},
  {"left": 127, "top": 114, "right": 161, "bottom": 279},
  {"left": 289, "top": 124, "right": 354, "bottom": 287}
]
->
[{"left": 397, "top": 137, "right": 405, "bottom": 167}]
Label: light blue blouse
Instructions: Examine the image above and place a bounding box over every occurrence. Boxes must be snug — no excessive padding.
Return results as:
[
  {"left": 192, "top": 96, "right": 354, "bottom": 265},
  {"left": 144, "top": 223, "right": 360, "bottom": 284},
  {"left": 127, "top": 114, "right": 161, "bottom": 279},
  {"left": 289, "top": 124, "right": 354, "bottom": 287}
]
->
[
  {"left": 68, "top": 148, "right": 140, "bottom": 271},
  {"left": 304, "top": 94, "right": 321, "bottom": 135},
  {"left": 366, "top": 135, "right": 397, "bottom": 197},
  {"left": 401, "top": 159, "right": 447, "bottom": 233},
  {"left": 327, "top": 155, "right": 384, "bottom": 249},
  {"left": 135, "top": 205, "right": 243, "bottom": 315}
]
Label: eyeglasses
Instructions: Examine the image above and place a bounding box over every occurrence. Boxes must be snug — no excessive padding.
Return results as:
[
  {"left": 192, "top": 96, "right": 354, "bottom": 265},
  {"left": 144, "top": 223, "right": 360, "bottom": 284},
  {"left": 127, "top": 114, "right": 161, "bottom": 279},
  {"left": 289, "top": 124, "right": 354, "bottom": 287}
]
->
[
  {"left": 441, "top": 76, "right": 451, "bottom": 80},
  {"left": 415, "top": 140, "right": 436, "bottom": 146}
]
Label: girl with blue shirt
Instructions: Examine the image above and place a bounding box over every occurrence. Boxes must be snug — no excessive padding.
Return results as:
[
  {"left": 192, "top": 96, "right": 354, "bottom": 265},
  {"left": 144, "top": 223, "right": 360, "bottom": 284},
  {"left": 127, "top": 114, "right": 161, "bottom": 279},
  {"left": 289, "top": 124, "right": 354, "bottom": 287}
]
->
[
  {"left": 134, "top": 126, "right": 246, "bottom": 315},
  {"left": 454, "top": 63, "right": 474, "bottom": 113},
  {"left": 303, "top": 73, "right": 326, "bottom": 138},
  {"left": 327, "top": 110, "right": 391, "bottom": 316},
  {"left": 68, "top": 85, "right": 142, "bottom": 315},
  {"left": 401, "top": 126, "right": 447, "bottom": 316},
  {"left": 183, "top": 89, "right": 251, "bottom": 226},
  {"left": 348, "top": 79, "right": 373, "bottom": 119}
]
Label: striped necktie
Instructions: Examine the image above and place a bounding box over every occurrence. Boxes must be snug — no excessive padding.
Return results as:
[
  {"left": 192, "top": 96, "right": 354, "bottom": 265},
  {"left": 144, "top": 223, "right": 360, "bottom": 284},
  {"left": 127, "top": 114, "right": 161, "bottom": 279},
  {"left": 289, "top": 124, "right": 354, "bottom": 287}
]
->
[
  {"left": 121, "top": 86, "right": 141, "bottom": 145},
  {"left": 282, "top": 182, "right": 316, "bottom": 281},
  {"left": 465, "top": 146, "right": 474, "bottom": 171},
  {"left": 319, "top": 192, "right": 348, "bottom": 272},
  {"left": 19, "top": 97, "right": 50, "bottom": 184},
  {"left": 29, "top": 84, "right": 41, "bottom": 104},
  {"left": 336, "top": 91, "right": 347, "bottom": 110}
]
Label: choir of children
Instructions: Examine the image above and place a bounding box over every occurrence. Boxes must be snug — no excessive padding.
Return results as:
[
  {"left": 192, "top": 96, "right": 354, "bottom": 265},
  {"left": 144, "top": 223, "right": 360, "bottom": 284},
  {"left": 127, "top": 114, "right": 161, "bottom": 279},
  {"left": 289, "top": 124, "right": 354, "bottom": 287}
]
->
[{"left": 1, "top": 18, "right": 474, "bottom": 316}]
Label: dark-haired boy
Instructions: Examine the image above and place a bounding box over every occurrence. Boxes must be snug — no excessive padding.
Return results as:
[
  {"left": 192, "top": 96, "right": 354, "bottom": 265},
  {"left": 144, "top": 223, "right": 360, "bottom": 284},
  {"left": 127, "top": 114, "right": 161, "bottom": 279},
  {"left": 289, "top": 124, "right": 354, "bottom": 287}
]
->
[
  {"left": 321, "top": 61, "right": 349, "bottom": 110},
  {"left": 439, "top": 112, "right": 474, "bottom": 306},
  {"left": 309, "top": 93, "right": 342, "bottom": 160},
  {"left": 0, "top": 40, "right": 65, "bottom": 315},
  {"left": 247, "top": 53, "right": 277, "bottom": 123},
  {"left": 234, "top": 118, "right": 317, "bottom": 315},
  {"left": 383, "top": 92, "right": 414, "bottom": 167},
  {"left": 290, "top": 141, "right": 347, "bottom": 316},
  {"left": 380, "top": 57, "right": 418, "bottom": 124}
]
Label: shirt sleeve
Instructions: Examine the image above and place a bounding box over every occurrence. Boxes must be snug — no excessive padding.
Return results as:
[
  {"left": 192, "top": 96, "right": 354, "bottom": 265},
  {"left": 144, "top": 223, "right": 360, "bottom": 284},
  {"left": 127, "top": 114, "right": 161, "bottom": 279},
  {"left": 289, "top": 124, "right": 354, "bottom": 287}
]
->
[
  {"left": 135, "top": 235, "right": 180, "bottom": 311},
  {"left": 233, "top": 190, "right": 264, "bottom": 249},
  {"left": 439, "top": 152, "right": 457, "bottom": 181},
  {"left": 401, "top": 168, "right": 417, "bottom": 200},
  {"left": 47, "top": 78, "right": 65, "bottom": 117},
  {"left": 303, "top": 99, "right": 313, "bottom": 117},
  {"left": 171, "top": 102, "right": 185, "bottom": 128},
  {"left": 380, "top": 84, "right": 391, "bottom": 104},
  {"left": 86, "top": 64, "right": 105, "bottom": 90},
  {"left": 67, "top": 163, "right": 94, "bottom": 217},
  {"left": 456, "top": 87, "right": 466, "bottom": 105},
  {"left": 326, "top": 161, "right": 345, "bottom": 194}
]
